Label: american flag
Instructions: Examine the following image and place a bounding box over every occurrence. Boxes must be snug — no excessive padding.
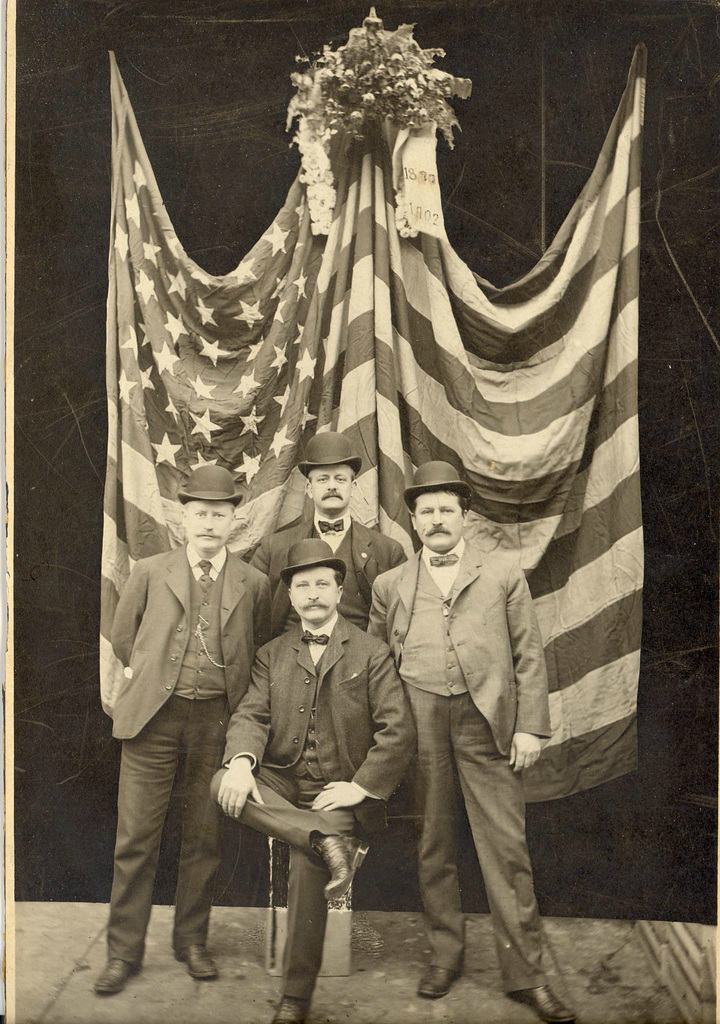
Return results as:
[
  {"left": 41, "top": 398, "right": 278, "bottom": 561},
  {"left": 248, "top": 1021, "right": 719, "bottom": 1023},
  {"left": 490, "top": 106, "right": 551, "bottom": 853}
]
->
[{"left": 102, "top": 45, "right": 646, "bottom": 801}]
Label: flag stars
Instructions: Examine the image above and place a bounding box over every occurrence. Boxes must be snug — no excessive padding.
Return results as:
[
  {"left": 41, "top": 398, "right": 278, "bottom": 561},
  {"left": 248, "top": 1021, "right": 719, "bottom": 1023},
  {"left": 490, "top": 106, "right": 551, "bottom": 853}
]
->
[
  {"left": 271, "top": 275, "right": 287, "bottom": 300},
  {"left": 152, "top": 433, "right": 182, "bottom": 467},
  {"left": 120, "top": 325, "right": 138, "bottom": 353},
  {"left": 165, "top": 311, "right": 188, "bottom": 346},
  {"left": 168, "top": 271, "right": 188, "bottom": 301},
  {"left": 133, "top": 161, "right": 148, "bottom": 191},
  {"left": 245, "top": 339, "right": 264, "bottom": 363},
  {"left": 236, "top": 300, "right": 264, "bottom": 328},
  {"left": 155, "top": 343, "right": 180, "bottom": 376},
  {"left": 118, "top": 371, "right": 137, "bottom": 404},
  {"left": 136, "top": 269, "right": 156, "bottom": 306},
  {"left": 114, "top": 225, "right": 129, "bottom": 261},
  {"left": 271, "top": 346, "right": 288, "bottom": 372},
  {"left": 265, "top": 222, "right": 290, "bottom": 256},
  {"left": 236, "top": 451, "right": 262, "bottom": 483},
  {"left": 140, "top": 367, "right": 155, "bottom": 391},
  {"left": 124, "top": 193, "right": 140, "bottom": 229},
  {"left": 189, "top": 375, "right": 217, "bottom": 401},
  {"left": 274, "top": 384, "right": 290, "bottom": 416},
  {"left": 296, "top": 349, "right": 317, "bottom": 383},
  {"left": 233, "top": 370, "right": 260, "bottom": 398},
  {"left": 240, "top": 405, "right": 263, "bottom": 436},
  {"left": 294, "top": 269, "right": 308, "bottom": 298},
  {"left": 190, "top": 407, "right": 222, "bottom": 442},
  {"left": 301, "top": 407, "right": 317, "bottom": 430},
  {"left": 269, "top": 424, "right": 293, "bottom": 460},
  {"left": 231, "top": 260, "right": 258, "bottom": 286},
  {"left": 166, "top": 396, "right": 180, "bottom": 421},
  {"left": 191, "top": 267, "right": 213, "bottom": 286},
  {"left": 143, "top": 241, "right": 161, "bottom": 266},
  {"left": 192, "top": 450, "right": 218, "bottom": 468},
  {"left": 195, "top": 298, "right": 217, "bottom": 326},
  {"left": 200, "top": 338, "right": 221, "bottom": 366}
]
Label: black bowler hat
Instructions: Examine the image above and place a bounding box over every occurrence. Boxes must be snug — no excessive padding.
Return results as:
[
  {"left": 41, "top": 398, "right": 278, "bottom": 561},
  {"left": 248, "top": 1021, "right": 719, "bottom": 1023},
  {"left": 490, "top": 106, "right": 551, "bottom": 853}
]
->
[
  {"left": 280, "top": 538, "right": 347, "bottom": 586},
  {"left": 178, "top": 465, "right": 244, "bottom": 505},
  {"left": 404, "top": 461, "right": 473, "bottom": 510},
  {"left": 298, "top": 432, "right": 362, "bottom": 477}
]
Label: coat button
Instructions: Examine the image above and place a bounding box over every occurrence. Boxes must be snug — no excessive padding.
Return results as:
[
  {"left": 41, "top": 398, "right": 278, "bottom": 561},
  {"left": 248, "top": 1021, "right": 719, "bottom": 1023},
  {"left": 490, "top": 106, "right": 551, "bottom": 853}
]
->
[
  {"left": 176, "top": 625, "right": 183, "bottom": 632},
  {"left": 299, "top": 706, "right": 305, "bottom": 713},
  {"left": 165, "top": 684, "right": 172, "bottom": 690},
  {"left": 304, "top": 678, "right": 311, "bottom": 685},
  {"left": 171, "top": 655, "right": 178, "bottom": 662},
  {"left": 293, "top": 737, "right": 299, "bottom": 744}
]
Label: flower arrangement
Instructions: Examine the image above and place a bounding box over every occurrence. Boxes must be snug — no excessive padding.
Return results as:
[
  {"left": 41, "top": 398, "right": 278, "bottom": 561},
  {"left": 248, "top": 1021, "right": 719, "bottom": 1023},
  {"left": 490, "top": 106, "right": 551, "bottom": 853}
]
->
[{"left": 286, "top": 8, "right": 472, "bottom": 235}]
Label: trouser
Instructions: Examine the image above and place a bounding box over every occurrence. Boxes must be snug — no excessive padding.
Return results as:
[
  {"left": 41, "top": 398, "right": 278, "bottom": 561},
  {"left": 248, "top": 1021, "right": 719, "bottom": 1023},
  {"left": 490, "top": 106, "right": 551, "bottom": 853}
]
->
[
  {"left": 211, "top": 763, "right": 356, "bottom": 1001},
  {"left": 107, "top": 695, "right": 229, "bottom": 965},
  {"left": 407, "top": 687, "right": 546, "bottom": 992}
]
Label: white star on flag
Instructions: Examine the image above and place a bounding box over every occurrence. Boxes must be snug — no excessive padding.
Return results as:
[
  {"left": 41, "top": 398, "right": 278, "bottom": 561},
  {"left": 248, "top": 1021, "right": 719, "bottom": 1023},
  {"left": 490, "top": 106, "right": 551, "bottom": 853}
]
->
[
  {"left": 133, "top": 161, "right": 147, "bottom": 190},
  {"left": 293, "top": 324, "right": 305, "bottom": 346},
  {"left": 245, "top": 339, "right": 263, "bottom": 362},
  {"left": 265, "top": 221, "right": 289, "bottom": 256},
  {"left": 271, "top": 346, "right": 288, "bottom": 372},
  {"left": 137, "top": 269, "right": 156, "bottom": 305},
  {"left": 236, "top": 451, "right": 262, "bottom": 483},
  {"left": 301, "top": 407, "right": 317, "bottom": 430},
  {"left": 296, "top": 349, "right": 317, "bottom": 383},
  {"left": 233, "top": 370, "right": 259, "bottom": 398},
  {"left": 191, "top": 267, "right": 212, "bottom": 286},
  {"left": 143, "top": 241, "right": 161, "bottom": 266},
  {"left": 240, "top": 406, "right": 262, "bottom": 435},
  {"left": 152, "top": 432, "right": 182, "bottom": 467},
  {"left": 269, "top": 424, "right": 293, "bottom": 460},
  {"left": 166, "top": 396, "right": 180, "bottom": 421},
  {"left": 231, "top": 260, "right": 257, "bottom": 286},
  {"left": 168, "top": 237, "right": 184, "bottom": 257},
  {"left": 121, "top": 325, "right": 137, "bottom": 353},
  {"left": 114, "top": 225, "right": 129, "bottom": 261},
  {"left": 118, "top": 370, "right": 136, "bottom": 404},
  {"left": 236, "top": 300, "right": 263, "bottom": 328},
  {"left": 139, "top": 321, "right": 150, "bottom": 346},
  {"left": 294, "top": 269, "right": 308, "bottom": 298},
  {"left": 273, "top": 302, "right": 287, "bottom": 325},
  {"left": 155, "top": 343, "right": 180, "bottom": 376},
  {"left": 189, "top": 375, "right": 217, "bottom": 400},
  {"left": 192, "top": 450, "right": 218, "bottom": 468},
  {"left": 124, "top": 193, "right": 140, "bottom": 229},
  {"left": 195, "top": 298, "right": 217, "bottom": 326},
  {"left": 190, "top": 407, "right": 222, "bottom": 441},
  {"left": 168, "top": 271, "right": 187, "bottom": 300},
  {"left": 271, "top": 275, "right": 287, "bottom": 299},
  {"left": 200, "top": 338, "right": 221, "bottom": 365},
  {"left": 274, "top": 384, "right": 290, "bottom": 416},
  {"left": 165, "top": 311, "right": 188, "bottom": 346},
  {"left": 140, "top": 367, "right": 155, "bottom": 391}
]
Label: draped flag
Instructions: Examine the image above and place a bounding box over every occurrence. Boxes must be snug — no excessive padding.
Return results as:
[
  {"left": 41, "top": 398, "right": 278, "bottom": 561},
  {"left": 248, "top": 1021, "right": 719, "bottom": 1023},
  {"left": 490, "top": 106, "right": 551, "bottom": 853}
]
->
[{"left": 102, "top": 45, "right": 646, "bottom": 801}]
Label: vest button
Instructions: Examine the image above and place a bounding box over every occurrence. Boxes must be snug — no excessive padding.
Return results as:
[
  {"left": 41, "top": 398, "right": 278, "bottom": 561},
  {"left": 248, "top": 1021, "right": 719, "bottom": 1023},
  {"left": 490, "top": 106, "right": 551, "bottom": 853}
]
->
[
  {"left": 304, "top": 678, "right": 311, "bottom": 685},
  {"left": 293, "top": 737, "right": 299, "bottom": 744},
  {"left": 176, "top": 626, "right": 183, "bottom": 632},
  {"left": 165, "top": 685, "right": 172, "bottom": 690},
  {"left": 171, "top": 655, "right": 178, "bottom": 662},
  {"left": 299, "top": 706, "right": 305, "bottom": 713}
]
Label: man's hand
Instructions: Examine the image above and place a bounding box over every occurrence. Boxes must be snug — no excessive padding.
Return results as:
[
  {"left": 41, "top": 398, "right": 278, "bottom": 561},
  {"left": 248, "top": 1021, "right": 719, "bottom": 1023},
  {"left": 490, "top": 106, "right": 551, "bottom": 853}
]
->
[
  {"left": 217, "top": 759, "right": 264, "bottom": 819},
  {"left": 509, "top": 732, "right": 542, "bottom": 773},
  {"left": 312, "top": 781, "right": 366, "bottom": 812}
]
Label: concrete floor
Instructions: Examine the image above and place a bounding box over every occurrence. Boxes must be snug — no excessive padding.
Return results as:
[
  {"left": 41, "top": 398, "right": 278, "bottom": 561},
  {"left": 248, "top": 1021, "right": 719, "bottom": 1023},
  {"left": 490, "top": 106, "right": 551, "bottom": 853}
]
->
[{"left": 12, "top": 903, "right": 681, "bottom": 1024}]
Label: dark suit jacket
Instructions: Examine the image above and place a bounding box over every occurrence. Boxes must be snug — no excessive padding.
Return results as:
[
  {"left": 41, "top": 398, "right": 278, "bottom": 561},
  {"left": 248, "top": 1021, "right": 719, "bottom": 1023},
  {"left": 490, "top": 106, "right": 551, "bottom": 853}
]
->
[
  {"left": 222, "top": 615, "right": 417, "bottom": 832},
  {"left": 110, "top": 546, "right": 271, "bottom": 740},
  {"left": 369, "top": 540, "right": 551, "bottom": 756},
  {"left": 249, "top": 506, "right": 406, "bottom": 636}
]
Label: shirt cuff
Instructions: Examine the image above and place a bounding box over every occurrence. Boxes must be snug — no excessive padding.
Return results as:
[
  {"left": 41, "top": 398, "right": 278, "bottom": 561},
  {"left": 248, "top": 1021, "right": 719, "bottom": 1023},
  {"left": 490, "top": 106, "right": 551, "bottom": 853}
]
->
[
  {"left": 350, "top": 781, "right": 379, "bottom": 801},
  {"left": 225, "top": 752, "right": 257, "bottom": 770}
]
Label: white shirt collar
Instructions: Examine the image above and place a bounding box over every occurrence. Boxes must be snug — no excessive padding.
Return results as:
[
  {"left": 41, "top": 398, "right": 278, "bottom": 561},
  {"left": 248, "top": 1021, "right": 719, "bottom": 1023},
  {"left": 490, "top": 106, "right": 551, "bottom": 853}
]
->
[
  {"left": 301, "top": 611, "right": 339, "bottom": 637},
  {"left": 186, "top": 544, "right": 227, "bottom": 573},
  {"left": 422, "top": 536, "right": 465, "bottom": 571}
]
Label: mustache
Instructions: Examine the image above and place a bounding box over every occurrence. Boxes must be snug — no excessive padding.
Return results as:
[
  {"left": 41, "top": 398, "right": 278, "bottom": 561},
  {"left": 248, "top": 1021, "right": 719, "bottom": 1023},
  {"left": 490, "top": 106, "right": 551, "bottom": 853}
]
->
[
  {"left": 428, "top": 526, "right": 450, "bottom": 535},
  {"left": 322, "top": 491, "right": 341, "bottom": 498}
]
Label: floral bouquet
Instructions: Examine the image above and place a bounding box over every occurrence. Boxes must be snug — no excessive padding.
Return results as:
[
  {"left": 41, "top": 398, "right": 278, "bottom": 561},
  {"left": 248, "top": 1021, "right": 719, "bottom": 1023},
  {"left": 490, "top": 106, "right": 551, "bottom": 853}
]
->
[{"left": 286, "top": 8, "right": 472, "bottom": 235}]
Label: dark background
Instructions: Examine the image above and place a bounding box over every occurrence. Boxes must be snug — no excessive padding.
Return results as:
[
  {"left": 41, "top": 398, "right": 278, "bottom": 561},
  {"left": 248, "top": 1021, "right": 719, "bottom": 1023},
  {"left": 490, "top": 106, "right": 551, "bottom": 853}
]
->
[{"left": 14, "top": 0, "right": 718, "bottom": 923}]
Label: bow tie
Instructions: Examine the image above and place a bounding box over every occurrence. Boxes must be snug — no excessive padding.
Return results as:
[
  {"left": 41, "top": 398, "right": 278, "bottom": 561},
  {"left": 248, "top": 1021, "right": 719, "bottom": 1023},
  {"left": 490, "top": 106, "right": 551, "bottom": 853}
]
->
[
  {"left": 301, "top": 631, "right": 330, "bottom": 646},
  {"left": 429, "top": 554, "right": 460, "bottom": 568},
  {"left": 318, "top": 519, "right": 344, "bottom": 534}
]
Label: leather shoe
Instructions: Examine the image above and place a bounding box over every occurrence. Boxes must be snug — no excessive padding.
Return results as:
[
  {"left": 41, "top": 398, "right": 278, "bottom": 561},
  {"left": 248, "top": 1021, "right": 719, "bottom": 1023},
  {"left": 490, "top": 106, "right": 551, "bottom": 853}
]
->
[
  {"left": 312, "top": 834, "right": 369, "bottom": 900},
  {"left": 417, "top": 965, "right": 460, "bottom": 999},
  {"left": 509, "top": 985, "right": 575, "bottom": 1022},
  {"left": 174, "top": 944, "right": 218, "bottom": 980},
  {"left": 94, "top": 958, "right": 139, "bottom": 995},
  {"left": 271, "top": 996, "right": 308, "bottom": 1023}
]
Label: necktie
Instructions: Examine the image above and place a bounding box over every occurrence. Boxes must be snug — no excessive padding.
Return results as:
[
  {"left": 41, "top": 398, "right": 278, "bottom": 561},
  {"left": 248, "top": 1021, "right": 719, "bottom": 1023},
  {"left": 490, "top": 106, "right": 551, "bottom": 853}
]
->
[
  {"left": 301, "top": 631, "right": 330, "bottom": 646},
  {"left": 429, "top": 554, "right": 460, "bottom": 568},
  {"left": 318, "top": 519, "right": 344, "bottom": 534},
  {"left": 198, "top": 559, "right": 214, "bottom": 592}
]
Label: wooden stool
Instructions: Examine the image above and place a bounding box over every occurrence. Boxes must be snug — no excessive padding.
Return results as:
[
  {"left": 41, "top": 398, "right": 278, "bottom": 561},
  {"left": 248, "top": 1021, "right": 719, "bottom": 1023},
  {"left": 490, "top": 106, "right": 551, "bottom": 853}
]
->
[{"left": 265, "top": 838, "right": 352, "bottom": 977}]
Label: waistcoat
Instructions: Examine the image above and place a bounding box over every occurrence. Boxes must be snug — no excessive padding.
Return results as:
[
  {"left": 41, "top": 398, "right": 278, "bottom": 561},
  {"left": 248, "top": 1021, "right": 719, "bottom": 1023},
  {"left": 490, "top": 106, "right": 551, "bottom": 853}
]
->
[
  {"left": 400, "top": 560, "right": 469, "bottom": 696},
  {"left": 175, "top": 564, "right": 227, "bottom": 699}
]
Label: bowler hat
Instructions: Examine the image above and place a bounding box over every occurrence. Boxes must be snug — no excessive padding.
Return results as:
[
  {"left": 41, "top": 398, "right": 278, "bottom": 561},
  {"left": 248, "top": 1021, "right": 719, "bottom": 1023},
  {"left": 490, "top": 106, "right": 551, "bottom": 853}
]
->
[
  {"left": 280, "top": 538, "right": 347, "bottom": 586},
  {"left": 404, "top": 461, "right": 473, "bottom": 510},
  {"left": 298, "top": 432, "right": 362, "bottom": 477},
  {"left": 178, "top": 465, "right": 243, "bottom": 505}
]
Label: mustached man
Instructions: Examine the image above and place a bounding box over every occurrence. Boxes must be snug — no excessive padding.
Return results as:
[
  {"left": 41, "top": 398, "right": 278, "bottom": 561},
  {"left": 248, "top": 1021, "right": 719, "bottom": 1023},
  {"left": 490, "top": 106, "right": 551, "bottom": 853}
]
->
[
  {"left": 250, "top": 432, "right": 406, "bottom": 636},
  {"left": 95, "top": 466, "right": 271, "bottom": 996},
  {"left": 370, "top": 462, "right": 574, "bottom": 1024},
  {"left": 212, "top": 538, "right": 416, "bottom": 1024}
]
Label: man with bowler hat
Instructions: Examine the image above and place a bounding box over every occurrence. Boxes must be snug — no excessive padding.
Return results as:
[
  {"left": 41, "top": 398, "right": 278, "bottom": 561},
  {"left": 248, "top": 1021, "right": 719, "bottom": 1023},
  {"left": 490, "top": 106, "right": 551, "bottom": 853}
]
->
[
  {"left": 251, "top": 431, "right": 406, "bottom": 636},
  {"left": 95, "top": 466, "right": 271, "bottom": 996},
  {"left": 369, "top": 462, "right": 574, "bottom": 1023},
  {"left": 212, "top": 538, "right": 416, "bottom": 1024}
]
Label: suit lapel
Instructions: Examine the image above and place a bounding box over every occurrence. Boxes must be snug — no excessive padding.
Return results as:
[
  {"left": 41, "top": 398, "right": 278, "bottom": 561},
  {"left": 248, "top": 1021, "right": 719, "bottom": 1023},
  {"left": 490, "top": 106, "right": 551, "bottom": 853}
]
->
[
  {"left": 221, "top": 552, "right": 247, "bottom": 629},
  {"left": 317, "top": 616, "right": 349, "bottom": 688},
  {"left": 396, "top": 552, "right": 422, "bottom": 623},
  {"left": 292, "top": 626, "right": 318, "bottom": 677},
  {"left": 450, "top": 543, "right": 483, "bottom": 604},
  {"left": 349, "top": 522, "right": 373, "bottom": 602},
  {"left": 166, "top": 547, "right": 192, "bottom": 614}
]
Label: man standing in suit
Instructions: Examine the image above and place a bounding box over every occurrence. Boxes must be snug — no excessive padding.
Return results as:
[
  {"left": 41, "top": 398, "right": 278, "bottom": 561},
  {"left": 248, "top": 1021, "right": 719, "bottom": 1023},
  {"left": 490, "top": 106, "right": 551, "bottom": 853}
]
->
[
  {"left": 95, "top": 466, "right": 271, "bottom": 996},
  {"left": 212, "top": 538, "right": 416, "bottom": 1024},
  {"left": 369, "top": 462, "right": 574, "bottom": 1024},
  {"left": 251, "top": 431, "right": 406, "bottom": 636}
]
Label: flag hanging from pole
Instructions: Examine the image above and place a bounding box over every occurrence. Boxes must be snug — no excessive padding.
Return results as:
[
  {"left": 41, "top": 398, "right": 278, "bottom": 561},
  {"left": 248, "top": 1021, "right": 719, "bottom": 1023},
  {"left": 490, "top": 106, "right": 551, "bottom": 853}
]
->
[{"left": 102, "top": 44, "right": 646, "bottom": 801}]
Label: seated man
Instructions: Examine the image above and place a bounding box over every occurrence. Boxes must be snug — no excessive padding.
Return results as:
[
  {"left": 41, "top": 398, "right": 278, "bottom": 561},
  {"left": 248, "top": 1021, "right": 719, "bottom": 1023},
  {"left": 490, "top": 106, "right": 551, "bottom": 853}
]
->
[{"left": 211, "top": 538, "right": 416, "bottom": 1024}]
